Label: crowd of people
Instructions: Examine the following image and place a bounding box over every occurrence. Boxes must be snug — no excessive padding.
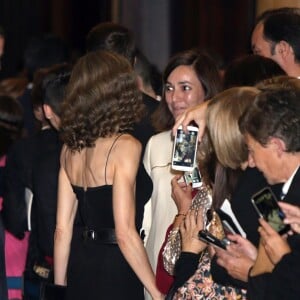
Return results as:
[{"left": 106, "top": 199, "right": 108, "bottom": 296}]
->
[{"left": 0, "top": 6, "right": 300, "bottom": 300}]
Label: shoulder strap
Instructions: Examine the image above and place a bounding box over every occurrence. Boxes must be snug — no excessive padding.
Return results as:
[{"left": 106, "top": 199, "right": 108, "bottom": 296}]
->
[{"left": 104, "top": 134, "right": 123, "bottom": 184}]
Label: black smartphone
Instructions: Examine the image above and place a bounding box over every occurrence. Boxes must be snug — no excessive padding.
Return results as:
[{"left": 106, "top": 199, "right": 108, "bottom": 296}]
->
[
  {"left": 198, "top": 230, "right": 231, "bottom": 250},
  {"left": 172, "top": 125, "right": 199, "bottom": 172},
  {"left": 251, "top": 187, "right": 290, "bottom": 235},
  {"left": 217, "top": 209, "right": 242, "bottom": 236},
  {"left": 222, "top": 220, "right": 237, "bottom": 235}
]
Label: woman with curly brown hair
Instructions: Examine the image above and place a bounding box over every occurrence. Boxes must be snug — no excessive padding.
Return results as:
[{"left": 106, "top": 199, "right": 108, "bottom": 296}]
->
[{"left": 54, "top": 50, "right": 163, "bottom": 300}]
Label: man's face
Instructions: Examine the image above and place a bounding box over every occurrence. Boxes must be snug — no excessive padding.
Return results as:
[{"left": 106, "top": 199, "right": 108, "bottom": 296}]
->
[
  {"left": 251, "top": 22, "right": 286, "bottom": 72},
  {"left": 245, "top": 134, "right": 282, "bottom": 184},
  {"left": 251, "top": 22, "right": 273, "bottom": 57}
]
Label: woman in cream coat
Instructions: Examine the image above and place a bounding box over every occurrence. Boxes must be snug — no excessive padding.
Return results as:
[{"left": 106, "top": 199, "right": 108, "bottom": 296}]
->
[{"left": 142, "top": 48, "right": 222, "bottom": 297}]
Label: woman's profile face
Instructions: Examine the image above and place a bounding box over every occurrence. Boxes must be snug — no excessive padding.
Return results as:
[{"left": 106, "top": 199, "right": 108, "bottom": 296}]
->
[{"left": 165, "top": 65, "right": 205, "bottom": 119}]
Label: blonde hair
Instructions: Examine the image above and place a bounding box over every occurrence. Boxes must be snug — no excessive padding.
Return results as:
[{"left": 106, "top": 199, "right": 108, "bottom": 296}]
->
[{"left": 206, "top": 86, "right": 260, "bottom": 169}]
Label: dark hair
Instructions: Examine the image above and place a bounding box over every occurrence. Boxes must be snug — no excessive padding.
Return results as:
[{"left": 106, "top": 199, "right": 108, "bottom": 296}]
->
[
  {"left": 255, "top": 7, "right": 300, "bottom": 25},
  {"left": 0, "top": 77, "right": 28, "bottom": 99},
  {"left": 263, "top": 12, "right": 300, "bottom": 61},
  {"left": 60, "top": 50, "right": 144, "bottom": 152},
  {"left": 31, "top": 63, "right": 72, "bottom": 111},
  {"left": 43, "top": 67, "right": 72, "bottom": 117},
  {"left": 152, "top": 49, "right": 222, "bottom": 132},
  {"left": 239, "top": 87, "right": 300, "bottom": 152},
  {"left": 223, "top": 54, "right": 286, "bottom": 89},
  {"left": 0, "top": 95, "right": 24, "bottom": 156},
  {"left": 212, "top": 163, "right": 242, "bottom": 210},
  {"left": 134, "top": 49, "right": 162, "bottom": 97},
  {"left": 86, "top": 22, "right": 136, "bottom": 65},
  {"left": 24, "top": 34, "right": 69, "bottom": 81}
]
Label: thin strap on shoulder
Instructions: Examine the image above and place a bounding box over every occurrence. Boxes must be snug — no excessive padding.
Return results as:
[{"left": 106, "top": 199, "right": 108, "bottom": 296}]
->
[{"left": 105, "top": 134, "right": 123, "bottom": 185}]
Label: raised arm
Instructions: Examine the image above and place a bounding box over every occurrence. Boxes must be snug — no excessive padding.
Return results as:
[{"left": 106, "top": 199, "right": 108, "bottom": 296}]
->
[
  {"left": 112, "top": 135, "right": 163, "bottom": 300},
  {"left": 171, "top": 175, "right": 193, "bottom": 228},
  {"left": 172, "top": 100, "right": 210, "bottom": 142}
]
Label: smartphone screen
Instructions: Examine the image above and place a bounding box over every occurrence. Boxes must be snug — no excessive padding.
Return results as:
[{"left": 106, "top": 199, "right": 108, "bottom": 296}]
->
[
  {"left": 184, "top": 166, "right": 202, "bottom": 188},
  {"left": 251, "top": 187, "right": 290, "bottom": 235},
  {"left": 172, "top": 126, "right": 198, "bottom": 172}
]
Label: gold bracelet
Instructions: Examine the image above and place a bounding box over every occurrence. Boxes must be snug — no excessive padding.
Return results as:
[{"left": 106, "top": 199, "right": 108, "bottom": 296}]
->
[{"left": 175, "top": 213, "right": 186, "bottom": 218}]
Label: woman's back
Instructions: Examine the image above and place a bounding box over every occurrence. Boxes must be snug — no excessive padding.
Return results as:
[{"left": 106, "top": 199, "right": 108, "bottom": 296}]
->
[
  {"left": 63, "top": 135, "right": 126, "bottom": 188},
  {"left": 61, "top": 134, "right": 145, "bottom": 300}
]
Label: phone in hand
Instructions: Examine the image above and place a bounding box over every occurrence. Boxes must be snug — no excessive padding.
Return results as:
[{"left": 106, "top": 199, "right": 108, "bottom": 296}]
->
[
  {"left": 184, "top": 166, "right": 202, "bottom": 188},
  {"left": 251, "top": 187, "right": 290, "bottom": 235},
  {"left": 217, "top": 209, "right": 242, "bottom": 236},
  {"left": 222, "top": 220, "right": 238, "bottom": 235},
  {"left": 172, "top": 125, "right": 199, "bottom": 172},
  {"left": 198, "top": 230, "right": 231, "bottom": 250}
]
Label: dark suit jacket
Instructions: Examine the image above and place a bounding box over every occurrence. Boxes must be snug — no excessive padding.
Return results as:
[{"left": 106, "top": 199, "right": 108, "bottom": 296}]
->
[
  {"left": 3, "top": 128, "right": 62, "bottom": 271},
  {"left": 18, "top": 87, "right": 38, "bottom": 137},
  {"left": 247, "top": 167, "right": 300, "bottom": 300},
  {"left": 3, "top": 135, "right": 37, "bottom": 239},
  {"left": 211, "top": 167, "right": 283, "bottom": 289},
  {"left": 131, "top": 92, "right": 158, "bottom": 157},
  {"left": 30, "top": 128, "right": 62, "bottom": 258}
]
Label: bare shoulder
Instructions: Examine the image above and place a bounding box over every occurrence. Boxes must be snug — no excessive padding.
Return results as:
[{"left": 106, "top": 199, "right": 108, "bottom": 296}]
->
[
  {"left": 113, "top": 134, "right": 142, "bottom": 168},
  {"left": 117, "top": 134, "right": 141, "bottom": 152}
]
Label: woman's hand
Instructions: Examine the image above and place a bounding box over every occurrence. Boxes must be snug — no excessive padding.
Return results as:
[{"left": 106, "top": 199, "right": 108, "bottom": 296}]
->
[
  {"left": 172, "top": 101, "right": 210, "bottom": 142},
  {"left": 258, "top": 218, "right": 291, "bottom": 265},
  {"left": 279, "top": 201, "right": 300, "bottom": 233},
  {"left": 180, "top": 209, "right": 207, "bottom": 254},
  {"left": 171, "top": 174, "right": 193, "bottom": 214}
]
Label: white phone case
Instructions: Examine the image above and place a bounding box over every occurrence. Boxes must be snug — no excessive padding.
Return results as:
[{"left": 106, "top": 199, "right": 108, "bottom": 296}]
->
[{"left": 171, "top": 125, "right": 199, "bottom": 172}]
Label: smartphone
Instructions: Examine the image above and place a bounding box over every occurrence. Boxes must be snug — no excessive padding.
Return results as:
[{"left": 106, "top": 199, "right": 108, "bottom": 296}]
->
[
  {"left": 172, "top": 125, "right": 199, "bottom": 172},
  {"left": 222, "top": 220, "right": 238, "bottom": 235},
  {"left": 184, "top": 166, "right": 202, "bottom": 188},
  {"left": 217, "top": 209, "right": 242, "bottom": 236},
  {"left": 251, "top": 187, "right": 290, "bottom": 235},
  {"left": 198, "top": 230, "right": 231, "bottom": 250}
]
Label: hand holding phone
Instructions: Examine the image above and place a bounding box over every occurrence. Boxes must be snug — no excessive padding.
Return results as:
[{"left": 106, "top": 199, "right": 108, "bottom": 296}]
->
[
  {"left": 198, "top": 230, "right": 231, "bottom": 250},
  {"left": 251, "top": 187, "right": 290, "bottom": 235},
  {"left": 184, "top": 166, "right": 202, "bottom": 188},
  {"left": 172, "top": 125, "right": 199, "bottom": 172}
]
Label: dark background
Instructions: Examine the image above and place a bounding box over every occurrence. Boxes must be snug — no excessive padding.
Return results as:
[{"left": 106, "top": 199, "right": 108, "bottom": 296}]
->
[{"left": 0, "top": 0, "right": 255, "bottom": 78}]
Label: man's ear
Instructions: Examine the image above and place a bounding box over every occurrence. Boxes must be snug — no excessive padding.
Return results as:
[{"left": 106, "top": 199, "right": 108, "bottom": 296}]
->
[
  {"left": 269, "top": 137, "right": 286, "bottom": 157},
  {"left": 276, "top": 40, "right": 293, "bottom": 59},
  {"left": 43, "top": 104, "right": 53, "bottom": 120}
]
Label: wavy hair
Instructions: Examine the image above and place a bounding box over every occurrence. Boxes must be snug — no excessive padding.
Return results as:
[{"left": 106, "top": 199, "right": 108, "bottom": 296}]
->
[{"left": 60, "top": 50, "right": 144, "bottom": 152}]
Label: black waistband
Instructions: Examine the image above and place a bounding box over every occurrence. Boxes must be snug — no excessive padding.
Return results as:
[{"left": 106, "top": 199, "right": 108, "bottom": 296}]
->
[{"left": 82, "top": 228, "right": 117, "bottom": 244}]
